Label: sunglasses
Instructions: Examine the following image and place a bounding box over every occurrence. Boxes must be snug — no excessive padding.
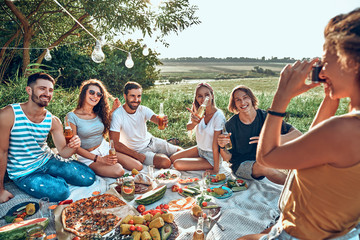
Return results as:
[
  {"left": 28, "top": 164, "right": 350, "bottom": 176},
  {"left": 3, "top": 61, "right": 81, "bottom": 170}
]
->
[{"left": 88, "top": 89, "right": 103, "bottom": 98}]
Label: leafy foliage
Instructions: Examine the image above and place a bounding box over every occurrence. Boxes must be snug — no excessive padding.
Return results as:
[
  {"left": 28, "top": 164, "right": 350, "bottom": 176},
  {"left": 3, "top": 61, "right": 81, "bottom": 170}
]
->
[{"left": 0, "top": 0, "right": 200, "bottom": 80}]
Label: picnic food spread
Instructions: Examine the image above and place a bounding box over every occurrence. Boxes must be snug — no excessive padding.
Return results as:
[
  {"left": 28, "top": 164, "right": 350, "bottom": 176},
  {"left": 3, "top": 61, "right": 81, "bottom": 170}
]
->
[{"left": 61, "top": 193, "right": 126, "bottom": 237}]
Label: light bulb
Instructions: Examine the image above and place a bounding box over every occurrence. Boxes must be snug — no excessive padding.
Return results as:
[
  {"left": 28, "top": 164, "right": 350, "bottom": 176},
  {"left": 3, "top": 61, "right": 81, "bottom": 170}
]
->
[
  {"left": 125, "top": 52, "right": 134, "bottom": 68},
  {"left": 91, "top": 40, "right": 105, "bottom": 63},
  {"left": 44, "top": 49, "right": 52, "bottom": 61},
  {"left": 151, "top": 0, "right": 162, "bottom": 7},
  {"left": 142, "top": 45, "right": 149, "bottom": 56}
]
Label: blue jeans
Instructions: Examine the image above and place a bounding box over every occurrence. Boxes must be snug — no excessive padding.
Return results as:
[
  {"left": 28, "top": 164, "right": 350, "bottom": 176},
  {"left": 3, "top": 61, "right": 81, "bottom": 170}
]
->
[{"left": 13, "top": 156, "right": 95, "bottom": 202}]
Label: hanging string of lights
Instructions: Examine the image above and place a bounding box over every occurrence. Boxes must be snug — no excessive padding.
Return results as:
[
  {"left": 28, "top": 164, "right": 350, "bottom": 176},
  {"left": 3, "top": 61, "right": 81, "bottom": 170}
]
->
[{"left": 0, "top": 0, "right": 151, "bottom": 68}]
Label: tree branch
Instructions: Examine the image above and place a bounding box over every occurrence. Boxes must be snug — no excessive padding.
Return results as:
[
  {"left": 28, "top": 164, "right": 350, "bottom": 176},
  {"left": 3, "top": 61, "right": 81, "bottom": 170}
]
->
[{"left": 36, "top": 13, "right": 89, "bottom": 64}]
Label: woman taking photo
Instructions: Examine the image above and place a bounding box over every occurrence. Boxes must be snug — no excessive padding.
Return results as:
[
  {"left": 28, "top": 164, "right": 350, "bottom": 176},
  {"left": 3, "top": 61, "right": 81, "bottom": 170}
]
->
[
  {"left": 67, "top": 79, "right": 142, "bottom": 178},
  {"left": 240, "top": 8, "right": 360, "bottom": 240},
  {"left": 171, "top": 83, "right": 225, "bottom": 174}
]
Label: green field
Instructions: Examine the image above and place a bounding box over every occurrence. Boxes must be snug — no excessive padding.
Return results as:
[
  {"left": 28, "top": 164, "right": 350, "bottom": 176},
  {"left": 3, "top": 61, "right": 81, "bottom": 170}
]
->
[{"left": 157, "top": 61, "right": 288, "bottom": 81}]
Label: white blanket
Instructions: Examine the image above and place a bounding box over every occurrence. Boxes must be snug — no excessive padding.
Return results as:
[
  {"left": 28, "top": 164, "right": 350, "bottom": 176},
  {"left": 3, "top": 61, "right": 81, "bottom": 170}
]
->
[{"left": 0, "top": 162, "right": 283, "bottom": 239}]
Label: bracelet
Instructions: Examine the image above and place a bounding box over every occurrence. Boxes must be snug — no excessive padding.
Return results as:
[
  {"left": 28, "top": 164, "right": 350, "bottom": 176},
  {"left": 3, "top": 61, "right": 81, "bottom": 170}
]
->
[
  {"left": 267, "top": 108, "right": 287, "bottom": 117},
  {"left": 94, "top": 155, "right": 98, "bottom": 162}
]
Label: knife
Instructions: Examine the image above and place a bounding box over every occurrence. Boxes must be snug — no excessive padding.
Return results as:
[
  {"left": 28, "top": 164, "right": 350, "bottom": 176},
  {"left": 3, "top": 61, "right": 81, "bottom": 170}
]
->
[{"left": 210, "top": 213, "right": 225, "bottom": 231}]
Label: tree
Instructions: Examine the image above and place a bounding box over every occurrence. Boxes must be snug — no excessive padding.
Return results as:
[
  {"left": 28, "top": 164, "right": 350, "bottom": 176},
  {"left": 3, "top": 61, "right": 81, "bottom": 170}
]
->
[{"left": 0, "top": 0, "right": 200, "bottom": 81}]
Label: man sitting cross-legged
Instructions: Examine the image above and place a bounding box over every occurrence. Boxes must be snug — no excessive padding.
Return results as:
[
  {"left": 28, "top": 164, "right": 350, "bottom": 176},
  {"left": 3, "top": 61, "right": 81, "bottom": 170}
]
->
[
  {"left": 109, "top": 81, "right": 182, "bottom": 170},
  {"left": 0, "top": 73, "right": 95, "bottom": 203}
]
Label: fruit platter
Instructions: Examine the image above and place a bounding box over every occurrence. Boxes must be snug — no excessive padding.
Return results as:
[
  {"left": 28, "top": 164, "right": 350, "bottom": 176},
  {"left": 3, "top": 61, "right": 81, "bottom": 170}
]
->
[
  {"left": 178, "top": 177, "right": 200, "bottom": 184},
  {"left": 209, "top": 186, "right": 233, "bottom": 199},
  {"left": 226, "top": 178, "right": 248, "bottom": 192},
  {"left": 206, "top": 173, "right": 227, "bottom": 185},
  {"left": 154, "top": 169, "right": 181, "bottom": 188}
]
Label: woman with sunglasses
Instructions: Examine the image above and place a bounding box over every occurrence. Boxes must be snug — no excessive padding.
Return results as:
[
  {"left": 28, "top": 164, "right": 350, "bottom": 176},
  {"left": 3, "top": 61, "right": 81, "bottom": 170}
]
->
[
  {"left": 67, "top": 79, "right": 141, "bottom": 178},
  {"left": 170, "top": 82, "right": 226, "bottom": 174}
]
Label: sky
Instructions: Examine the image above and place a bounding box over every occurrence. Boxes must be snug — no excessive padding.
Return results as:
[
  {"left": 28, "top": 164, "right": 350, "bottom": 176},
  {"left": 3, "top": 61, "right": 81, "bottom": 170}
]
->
[{"left": 131, "top": 0, "right": 359, "bottom": 59}]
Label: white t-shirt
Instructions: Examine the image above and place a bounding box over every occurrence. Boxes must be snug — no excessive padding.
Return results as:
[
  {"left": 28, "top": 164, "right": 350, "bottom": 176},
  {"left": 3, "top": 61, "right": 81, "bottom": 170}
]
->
[
  {"left": 196, "top": 110, "right": 226, "bottom": 152},
  {"left": 110, "top": 105, "right": 155, "bottom": 151}
]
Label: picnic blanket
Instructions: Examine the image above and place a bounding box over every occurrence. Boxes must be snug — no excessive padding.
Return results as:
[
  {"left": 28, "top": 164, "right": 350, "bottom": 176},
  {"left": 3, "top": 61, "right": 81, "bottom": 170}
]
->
[{"left": 0, "top": 162, "right": 283, "bottom": 240}]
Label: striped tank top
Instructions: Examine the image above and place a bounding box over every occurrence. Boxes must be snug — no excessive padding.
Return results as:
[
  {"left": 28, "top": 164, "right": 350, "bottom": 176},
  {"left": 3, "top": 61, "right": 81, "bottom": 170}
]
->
[{"left": 7, "top": 103, "right": 53, "bottom": 179}]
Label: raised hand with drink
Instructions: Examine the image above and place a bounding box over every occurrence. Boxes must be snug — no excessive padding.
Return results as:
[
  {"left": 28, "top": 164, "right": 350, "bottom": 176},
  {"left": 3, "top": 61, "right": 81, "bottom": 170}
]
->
[
  {"left": 64, "top": 116, "right": 74, "bottom": 144},
  {"left": 157, "top": 103, "right": 167, "bottom": 130}
]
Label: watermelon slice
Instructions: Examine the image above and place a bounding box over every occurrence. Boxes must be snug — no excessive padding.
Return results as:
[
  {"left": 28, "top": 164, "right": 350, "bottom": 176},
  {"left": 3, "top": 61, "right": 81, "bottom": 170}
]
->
[{"left": 0, "top": 217, "right": 49, "bottom": 240}]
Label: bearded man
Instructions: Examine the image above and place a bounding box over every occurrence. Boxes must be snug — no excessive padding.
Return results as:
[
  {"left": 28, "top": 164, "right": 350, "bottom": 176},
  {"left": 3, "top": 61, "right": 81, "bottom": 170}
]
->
[
  {"left": 109, "top": 81, "right": 181, "bottom": 169},
  {"left": 0, "top": 73, "right": 95, "bottom": 203}
]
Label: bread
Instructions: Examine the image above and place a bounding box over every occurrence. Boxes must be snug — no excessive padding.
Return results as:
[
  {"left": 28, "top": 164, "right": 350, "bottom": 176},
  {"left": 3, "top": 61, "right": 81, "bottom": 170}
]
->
[{"left": 134, "top": 173, "right": 152, "bottom": 186}]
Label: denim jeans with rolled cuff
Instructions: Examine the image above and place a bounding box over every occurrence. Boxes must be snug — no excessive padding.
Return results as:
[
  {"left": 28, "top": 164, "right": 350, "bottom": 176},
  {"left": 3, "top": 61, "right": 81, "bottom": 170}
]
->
[{"left": 13, "top": 155, "right": 95, "bottom": 202}]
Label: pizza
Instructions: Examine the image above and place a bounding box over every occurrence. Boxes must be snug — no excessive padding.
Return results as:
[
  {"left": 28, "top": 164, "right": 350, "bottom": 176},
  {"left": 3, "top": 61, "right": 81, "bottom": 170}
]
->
[{"left": 62, "top": 193, "right": 126, "bottom": 237}]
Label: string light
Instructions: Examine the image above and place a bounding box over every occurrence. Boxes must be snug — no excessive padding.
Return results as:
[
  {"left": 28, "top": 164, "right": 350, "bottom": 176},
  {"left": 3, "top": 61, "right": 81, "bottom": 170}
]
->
[
  {"left": 142, "top": 44, "right": 149, "bottom": 56},
  {"left": 1, "top": 0, "right": 152, "bottom": 66},
  {"left": 44, "top": 48, "right": 52, "bottom": 61},
  {"left": 125, "top": 52, "right": 134, "bottom": 68},
  {"left": 91, "top": 40, "right": 105, "bottom": 63}
]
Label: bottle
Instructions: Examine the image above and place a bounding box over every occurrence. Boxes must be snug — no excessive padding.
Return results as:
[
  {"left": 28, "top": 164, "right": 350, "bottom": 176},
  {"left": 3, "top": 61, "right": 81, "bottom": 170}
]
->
[
  {"left": 109, "top": 139, "right": 116, "bottom": 156},
  {"left": 64, "top": 116, "right": 73, "bottom": 144},
  {"left": 196, "top": 96, "right": 209, "bottom": 119},
  {"left": 193, "top": 216, "right": 205, "bottom": 240},
  {"left": 222, "top": 123, "right": 232, "bottom": 151},
  {"left": 157, "top": 103, "right": 166, "bottom": 130},
  {"left": 121, "top": 176, "right": 135, "bottom": 201}
]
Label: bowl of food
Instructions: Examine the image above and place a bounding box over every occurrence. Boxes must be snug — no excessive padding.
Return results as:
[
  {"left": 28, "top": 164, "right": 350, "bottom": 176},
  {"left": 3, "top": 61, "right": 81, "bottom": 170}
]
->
[{"left": 154, "top": 169, "right": 181, "bottom": 188}]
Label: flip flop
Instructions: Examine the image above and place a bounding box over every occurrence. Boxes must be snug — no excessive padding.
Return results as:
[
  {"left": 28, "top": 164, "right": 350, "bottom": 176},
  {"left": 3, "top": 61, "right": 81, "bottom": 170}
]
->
[{"left": 167, "top": 137, "right": 180, "bottom": 145}]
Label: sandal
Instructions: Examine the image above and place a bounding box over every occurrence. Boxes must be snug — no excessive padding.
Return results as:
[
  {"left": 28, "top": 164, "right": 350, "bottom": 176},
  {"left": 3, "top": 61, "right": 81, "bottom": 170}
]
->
[{"left": 167, "top": 137, "right": 180, "bottom": 145}]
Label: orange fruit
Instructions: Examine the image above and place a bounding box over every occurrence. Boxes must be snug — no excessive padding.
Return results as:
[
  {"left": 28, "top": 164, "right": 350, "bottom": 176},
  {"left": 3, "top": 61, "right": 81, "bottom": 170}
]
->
[{"left": 122, "top": 186, "right": 134, "bottom": 194}]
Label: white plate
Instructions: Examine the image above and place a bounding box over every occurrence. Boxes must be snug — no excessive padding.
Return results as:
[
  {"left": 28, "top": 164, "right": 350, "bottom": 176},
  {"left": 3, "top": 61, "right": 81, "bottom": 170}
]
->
[{"left": 154, "top": 169, "right": 181, "bottom": 188}]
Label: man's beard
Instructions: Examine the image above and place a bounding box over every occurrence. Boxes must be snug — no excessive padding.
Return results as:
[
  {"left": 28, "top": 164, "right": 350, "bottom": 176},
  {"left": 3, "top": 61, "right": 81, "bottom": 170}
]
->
[
  {"left": 31, "top": 93, "right": 50, "bottom": 107},
  {"left": 126, "top": 99, "right": 140, "bottom": 111}
]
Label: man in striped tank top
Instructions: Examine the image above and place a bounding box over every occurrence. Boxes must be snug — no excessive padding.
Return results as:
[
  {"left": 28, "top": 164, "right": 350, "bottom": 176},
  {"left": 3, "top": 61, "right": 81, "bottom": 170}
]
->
[{"left": 0, "top": 73, "right": 95, "bottom": 203}]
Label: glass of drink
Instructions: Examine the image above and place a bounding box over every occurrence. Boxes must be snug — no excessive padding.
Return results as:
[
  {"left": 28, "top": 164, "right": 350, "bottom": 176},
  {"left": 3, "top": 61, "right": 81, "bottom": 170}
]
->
[
  {"left": 222, "top": 123, "right": 232, "bottom": 151},
  {"left": 148, "top": 165, "right": 155, "bottom": 179},
  {"left": 202, "top": 170, "right": 211, "bottom": 190},
  {"left": 39, "top": 197, "right": 50, "bottom": 218},
  {"left": 196, "top": 96, "right": 209, "bottom": 119},
  {"left": 64, "top": 116, "right": 73, "bottom": 144},
  {"left": 193, "top": 216, "right": 205, "bottom": 240},
  {"left": 157, "top": 103, "right": 166, "bottom": 130},
  {"left": 109, "top": 139, "right": 116, "bottom": 156},
  {"left": 121, "top": 176, "right": 135, "bottom": 201}
]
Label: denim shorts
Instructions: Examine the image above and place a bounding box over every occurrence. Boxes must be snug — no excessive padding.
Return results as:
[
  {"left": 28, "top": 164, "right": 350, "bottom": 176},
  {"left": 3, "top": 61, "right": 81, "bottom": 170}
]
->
[
  {"left": 198, "top": 148, "right": 215, "bottom": 167},
  {"left": 140, "top": 137, "right": 179, "bottom": 165},
  {"left": 13, "top": 155, "right": 95, "bottom": 201},
  {"left": 260, "top": 220, "right": 360, "bottom": 240}
]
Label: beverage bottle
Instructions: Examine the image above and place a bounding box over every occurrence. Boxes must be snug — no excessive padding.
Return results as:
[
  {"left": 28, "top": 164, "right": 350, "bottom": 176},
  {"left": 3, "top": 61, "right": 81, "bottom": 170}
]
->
[
  {"left": 121, "top": 176, "right": 135, "bottom": 201},
  {"left": 64, "top": 116, "right": 73, "bottom": 144},
  {"left": 109, "top": 139, "right": 116, "bottom": 156},
  {"left": 222, "top": 123, "right": 232, "bottom": 151},
  {"left": 193, "top": 216, "right": 205, "bottom": 240},
  {"left": 196, "top": 96, "right": 209, "bottom": 119},
  {"left": 157, "top": 103, "right": 166, "bottom": 130}
]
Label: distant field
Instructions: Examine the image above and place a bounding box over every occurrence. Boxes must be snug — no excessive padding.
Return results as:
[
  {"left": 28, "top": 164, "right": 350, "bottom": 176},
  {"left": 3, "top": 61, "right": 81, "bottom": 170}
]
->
[{"left": 157, "top": 61, "right": 288, "bottom": 73}]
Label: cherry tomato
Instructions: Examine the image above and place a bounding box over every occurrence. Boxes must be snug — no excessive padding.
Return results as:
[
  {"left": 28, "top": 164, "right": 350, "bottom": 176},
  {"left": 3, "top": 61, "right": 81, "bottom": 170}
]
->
[
  {"left": 72, "top": 237, "right": 81, "bottom": 240},
  {"left": 211, "top": 179, "right": 216, "bottom": 183},
  {"left": 202, "top": 202, "right": 208, "bottom": 207},
  {"left": 128, "top": 220, "right": 134, "bottom": 224},
  {"left": 237, "top": 179, "right": 244, "bottom": 184},
  {"left": 156, "top": 206, "right": 161, "bottom": 210},
  {"left": 178, "top": 188, "right": 183, "bottom": 193},
  {"left": 207, "top": 188, "right": 211, "bottom": 192},
  {"left": 136, "top": 226, "right": 142, "bottom": 231},
  {"left": 160, "top": 204, "right": 164, "bottom": 209},
  {"left": 163, "top": 204, "right": 169, "bottom": 209},
  {"left": 130, "top": 225, "right": 136, "bottom": 231}
]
